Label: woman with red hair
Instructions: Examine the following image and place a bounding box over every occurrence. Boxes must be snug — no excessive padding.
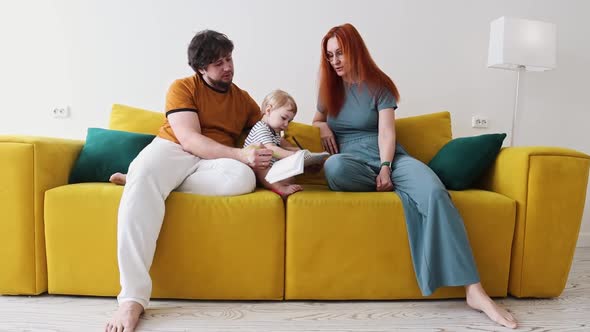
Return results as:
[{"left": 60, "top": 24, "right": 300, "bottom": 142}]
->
[{"left": 313, "top": 23, "right": 517, "bottom": 329}]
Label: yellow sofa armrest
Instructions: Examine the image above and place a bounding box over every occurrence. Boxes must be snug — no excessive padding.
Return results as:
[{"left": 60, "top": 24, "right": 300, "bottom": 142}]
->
[
  {"left": 480, "top": 146, "right": 590, "bottom": 297},
  {"left": 0, "top": 135, "right": 83, "bottom": 295}
]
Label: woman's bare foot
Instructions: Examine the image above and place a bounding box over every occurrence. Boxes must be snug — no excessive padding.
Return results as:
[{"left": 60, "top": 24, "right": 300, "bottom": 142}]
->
[
  {"left": 105, "top": 301, "right": 144, "bottom": 332},
  {"left": 109, "top": 172, "right": 127, "bottom": 185},
  {"left": 466, "top": 283, "right": 517, "bottom": 329},
  {"left": 272, "top": 183, "right": 303, "bottom": 199}
]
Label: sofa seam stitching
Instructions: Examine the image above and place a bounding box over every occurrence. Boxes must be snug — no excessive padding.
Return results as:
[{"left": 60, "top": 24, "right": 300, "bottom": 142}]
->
[
  {"left": 32, "top": 142, "right": 38, "bottom": 293},
  {"left": 519, "top": 154, "right": 533, "bottom": 296},
  {"left": 282, "top": 199, "right": 287, "bottom": 300}
]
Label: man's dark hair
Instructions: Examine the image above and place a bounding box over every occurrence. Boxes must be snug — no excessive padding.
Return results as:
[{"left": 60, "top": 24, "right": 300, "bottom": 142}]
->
[{"left": 188, "top": 30, "right": 234, "bottom": 72}]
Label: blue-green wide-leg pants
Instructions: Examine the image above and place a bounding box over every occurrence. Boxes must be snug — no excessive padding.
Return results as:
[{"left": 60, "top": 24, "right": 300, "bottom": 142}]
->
[{"left": 323, "top": 136, "right": 480, "bottom": 296}]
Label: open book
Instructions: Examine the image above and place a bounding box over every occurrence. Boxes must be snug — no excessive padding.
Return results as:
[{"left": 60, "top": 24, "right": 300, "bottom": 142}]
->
[{"left": 265, "top": 150, "right": 330, "bottom": 184}]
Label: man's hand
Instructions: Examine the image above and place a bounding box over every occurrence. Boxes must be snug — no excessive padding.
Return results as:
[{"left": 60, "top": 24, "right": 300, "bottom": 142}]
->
[
  {"left": 376, "top": 166, "right": 394, "bottom": 192},
  {"left": 241, "top": 143, "right": 273, "bottom": 170}
]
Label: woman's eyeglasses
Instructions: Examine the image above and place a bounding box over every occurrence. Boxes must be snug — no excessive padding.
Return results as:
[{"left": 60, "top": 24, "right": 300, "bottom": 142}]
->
[{"left": 325, "top": 50, "right": 344, "bottom": 63}]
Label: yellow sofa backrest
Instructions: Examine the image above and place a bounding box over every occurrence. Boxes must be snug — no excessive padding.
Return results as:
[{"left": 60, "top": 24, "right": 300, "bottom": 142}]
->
[{"left": 108, "top": 104, "right": 452, "bottom": 179}]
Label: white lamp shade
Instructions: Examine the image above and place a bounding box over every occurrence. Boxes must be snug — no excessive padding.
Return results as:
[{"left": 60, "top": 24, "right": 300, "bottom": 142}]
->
[{"left": 488, "top": 16, "right": 556, "bottom": 71}]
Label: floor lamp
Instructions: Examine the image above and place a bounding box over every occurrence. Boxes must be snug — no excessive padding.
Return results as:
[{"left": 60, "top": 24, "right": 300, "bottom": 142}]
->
[{"left": 487, "top": 16, "right": 556, "bottom": 146}]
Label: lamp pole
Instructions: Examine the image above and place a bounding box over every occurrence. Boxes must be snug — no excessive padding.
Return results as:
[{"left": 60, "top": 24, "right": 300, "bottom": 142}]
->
[{"left": 511, "top": 65, "right": 525, "bottom": 146}]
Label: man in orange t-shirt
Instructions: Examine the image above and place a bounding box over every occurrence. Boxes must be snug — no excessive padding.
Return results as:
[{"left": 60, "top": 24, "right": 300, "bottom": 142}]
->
[{"left": 106, "top": 30, "right": 272, "bottom": 332}]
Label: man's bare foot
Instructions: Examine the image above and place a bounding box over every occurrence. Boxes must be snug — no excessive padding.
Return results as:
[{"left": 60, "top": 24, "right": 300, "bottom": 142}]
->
[
  {"left": 105, "top": 301, "right": 144, "bottom": 332},
  {"left": 272, "top": 183, "right": 303, "bottom": 199},
  {"left": 466, "top": 283, "right": 517, "bottom": 329},
  {"left": 109, "top": 172, "right": 127, "bottom": 186}
]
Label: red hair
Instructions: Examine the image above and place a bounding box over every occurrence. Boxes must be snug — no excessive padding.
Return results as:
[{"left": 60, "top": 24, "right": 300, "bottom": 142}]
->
[{"left": 318, "top": 23, "right": 400, "bottom": 117}]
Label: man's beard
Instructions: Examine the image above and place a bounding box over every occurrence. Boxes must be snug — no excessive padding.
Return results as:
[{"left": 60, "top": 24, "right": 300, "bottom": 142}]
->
[{"left": 209, "top": 76, "right": 232, "bottom": 91}]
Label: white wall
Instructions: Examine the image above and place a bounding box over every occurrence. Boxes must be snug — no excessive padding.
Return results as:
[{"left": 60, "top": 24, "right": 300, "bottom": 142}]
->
[{"left": 1, "top": 0, "right": 589, "bottom": 246}]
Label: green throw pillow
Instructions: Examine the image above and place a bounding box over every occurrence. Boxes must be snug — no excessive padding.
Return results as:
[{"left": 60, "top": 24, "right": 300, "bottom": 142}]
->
[
  {"left": 69, "top": 128, "right": 155, "bottom": 183},
  {"left": 427, "top": 133, "right": 507, "bottom": 190}
]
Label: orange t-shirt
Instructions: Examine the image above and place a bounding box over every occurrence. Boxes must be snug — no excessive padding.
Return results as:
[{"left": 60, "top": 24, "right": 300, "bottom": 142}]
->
[{"left": 157, "top": 74, "right": 261, "bottom": 147}]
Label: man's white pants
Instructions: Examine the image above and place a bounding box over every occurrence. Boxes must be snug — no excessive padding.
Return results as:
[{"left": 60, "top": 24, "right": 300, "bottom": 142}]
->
[{"left": 117, "top": 137, "right": 256, "bottom": 308}]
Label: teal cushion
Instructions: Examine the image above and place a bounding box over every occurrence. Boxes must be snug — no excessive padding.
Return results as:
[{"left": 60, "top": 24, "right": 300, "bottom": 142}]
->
[
  {"left": 428, "top": 133, "right": 507, "bottom": 190},
  {"left": 69, "top": 128, "right": 155, "bottom": 183}
]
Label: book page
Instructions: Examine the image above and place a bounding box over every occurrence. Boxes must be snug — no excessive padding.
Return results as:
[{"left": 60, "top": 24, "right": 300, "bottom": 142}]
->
[{"left": 265, "top": 150, "right": 305, "bottom": 184}]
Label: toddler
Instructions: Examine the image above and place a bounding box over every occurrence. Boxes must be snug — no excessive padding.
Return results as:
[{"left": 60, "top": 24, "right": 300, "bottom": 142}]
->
[{"left": 243, "top": 89, "right": 303, "bottom": 198}]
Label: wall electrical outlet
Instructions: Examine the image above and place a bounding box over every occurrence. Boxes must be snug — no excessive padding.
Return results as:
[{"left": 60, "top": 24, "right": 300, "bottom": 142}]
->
[
  {"left": 471, "top": 115, "right": 488, "bottom": 128},
  {"left": 51, "top": 106, "right": 70, "bottom": 119}
]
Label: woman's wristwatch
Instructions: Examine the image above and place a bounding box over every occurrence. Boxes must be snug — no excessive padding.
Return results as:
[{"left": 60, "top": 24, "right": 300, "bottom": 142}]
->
[{"left": 380, "top": 161, "right": 392, "bottom": 173}]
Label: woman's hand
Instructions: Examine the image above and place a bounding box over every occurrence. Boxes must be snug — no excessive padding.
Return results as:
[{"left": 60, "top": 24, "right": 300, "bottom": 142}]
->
[
  {"left": 318, "top": 122, "right": 339, "bottom": 154},
  {"left": 376, "top": 166, "right": 394, "bottom": 192}
]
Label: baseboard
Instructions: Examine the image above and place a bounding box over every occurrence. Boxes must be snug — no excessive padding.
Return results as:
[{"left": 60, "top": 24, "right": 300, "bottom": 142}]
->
[{"left": 578, "top": 232, "right": 590, "bottom": 247}]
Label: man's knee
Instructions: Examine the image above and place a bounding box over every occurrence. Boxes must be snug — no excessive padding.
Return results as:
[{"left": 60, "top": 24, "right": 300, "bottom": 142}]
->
[
  {"left": 176, "top": 159, "right": 255, "bottom": 196},
  {"left": 207, "top": 158, "right": 256, "bottom": 196},
  {"left": 214, "top": 159, "right": 256, "bottom": 196}
]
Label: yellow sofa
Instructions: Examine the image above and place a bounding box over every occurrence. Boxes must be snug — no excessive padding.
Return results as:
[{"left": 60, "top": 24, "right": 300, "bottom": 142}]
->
[{"left": 1, "top": 105, "right": 588, "bottom": 301}]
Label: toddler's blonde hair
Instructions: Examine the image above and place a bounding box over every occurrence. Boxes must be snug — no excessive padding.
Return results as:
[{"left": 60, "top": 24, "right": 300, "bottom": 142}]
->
[{"left": 260, "top": 89, "right": 297, "bottom": 114}]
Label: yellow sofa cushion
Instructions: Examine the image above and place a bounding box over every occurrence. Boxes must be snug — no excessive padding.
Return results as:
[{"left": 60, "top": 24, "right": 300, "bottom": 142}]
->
[
  {"left": 109, "top": 104, "right": 164, "bottom": 135},
  {"left": 395, "top": 111, "right": 452, "bottom": 164},
  {"left": 285, "top": 185, "right": 515, "bottom": 299},
  {"left": 285, "top": 186, "right": 516, "bottom": 300},
  {"left": 44, "top": 184, "right": 285, "bottom": 299}
]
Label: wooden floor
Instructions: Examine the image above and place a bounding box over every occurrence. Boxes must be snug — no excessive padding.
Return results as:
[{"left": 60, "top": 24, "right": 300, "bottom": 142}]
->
[{"left": 1, "top": 248, "right": 589, "bottom": 332}]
